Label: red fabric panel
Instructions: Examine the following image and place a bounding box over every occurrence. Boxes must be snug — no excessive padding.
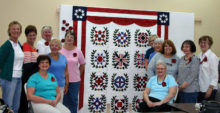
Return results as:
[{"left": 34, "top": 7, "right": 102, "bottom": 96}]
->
[
  {"left": 165, "top": 25, "right": 169, "bottom": 40},
  {"left": 157, "top": 25, "right": 161, "bottom": 38},
  {"left": 87, "top": 7, "right": 157, "bottom": 16},
  {"left": 73, "top": 20, "right": 78, "bottom": 46},
  {"left": 78, "top": 21, "right": 86, "bottom": 110},
  {"left": 87, "top": 16, "right": 157, "bottom": 27}
]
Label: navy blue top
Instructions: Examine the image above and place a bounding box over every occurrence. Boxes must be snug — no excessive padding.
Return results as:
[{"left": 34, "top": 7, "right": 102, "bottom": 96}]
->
[{"left": 145, "top": 47, "right": 154, "bottom": 59}]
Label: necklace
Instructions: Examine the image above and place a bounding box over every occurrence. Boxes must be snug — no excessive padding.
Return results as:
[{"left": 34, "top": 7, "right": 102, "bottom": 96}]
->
[{"left": 157, "top": 75, "right": 167, "bottom": 87}]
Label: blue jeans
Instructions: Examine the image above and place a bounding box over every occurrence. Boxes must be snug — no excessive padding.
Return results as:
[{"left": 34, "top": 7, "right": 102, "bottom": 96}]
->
[
  {"left": 178, "top": 92, "right": 198, "bottom": 103},
  {"left": 0, "top": 78, "right": 22, "bottom": 113},
  {"left": 63, "top": 82, "right": 80, "bottom": 113}
]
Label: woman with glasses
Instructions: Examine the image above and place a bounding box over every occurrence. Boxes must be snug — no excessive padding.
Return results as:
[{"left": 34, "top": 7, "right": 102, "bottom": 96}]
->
[{"left": 138, "top": 60, "right": 177, "bottom": 112}]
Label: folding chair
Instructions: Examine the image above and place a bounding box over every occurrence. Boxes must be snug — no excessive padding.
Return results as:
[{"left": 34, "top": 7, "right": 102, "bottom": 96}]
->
[{"left": 24, "top": 83, "right": 34, "bottom": 113}]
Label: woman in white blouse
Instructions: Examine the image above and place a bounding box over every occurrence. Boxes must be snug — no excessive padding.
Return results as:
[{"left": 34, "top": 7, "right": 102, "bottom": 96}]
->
[
  {"left": 0, "top": 21, "right": 24, "bottom": 113},
  {"left": 36, "top": 26, "right": 53, "bottom": 55},
  {"left": 198, "top": 35, "right": 219, "bottom": 102}
]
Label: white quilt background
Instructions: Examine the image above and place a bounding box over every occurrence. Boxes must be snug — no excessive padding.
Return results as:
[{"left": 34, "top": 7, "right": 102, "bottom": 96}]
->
[{"left": 59, "top": 5, "right": 194, "bottom": 113}]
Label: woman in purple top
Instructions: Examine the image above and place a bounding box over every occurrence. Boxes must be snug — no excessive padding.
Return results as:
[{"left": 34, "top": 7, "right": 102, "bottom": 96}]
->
[{"left": 60, "top": 31, "right": 85, "bottom": 113}]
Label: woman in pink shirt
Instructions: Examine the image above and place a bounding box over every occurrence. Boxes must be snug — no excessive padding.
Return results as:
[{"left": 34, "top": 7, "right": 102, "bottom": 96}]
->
[{"left": 60, "top": 31, "right": 85, "bottom": 113}]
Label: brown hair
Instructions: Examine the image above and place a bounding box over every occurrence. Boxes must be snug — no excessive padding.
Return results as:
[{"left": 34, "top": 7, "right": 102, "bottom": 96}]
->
[
  {"left": 8, "top": 21, "right": 22, "bottom": 36},
  {"left": 65, "top": 30, "right": 76, "bottom": 41},
  {"left": 25, "top": 25, "right": 37, "bottom": 36},
  {"left": 160, "top": 40, "right": 176, "bottom": 55},
  {"left": 37, "top": 55, "right": 51, "bottom": 66},
  {"left": 198, "top": 35, "right": 213, "bottom": 48}
]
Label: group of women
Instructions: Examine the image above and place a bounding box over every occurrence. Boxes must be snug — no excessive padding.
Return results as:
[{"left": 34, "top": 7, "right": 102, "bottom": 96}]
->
[
  {"left": 140, "top": 35, "right": 219, "bottom": 112},
  {"left": 0, "top": 21, "right": 85, "bottom": 113},
  {"left": 0, "top": 20, "right": 219, "bottom": 113}
]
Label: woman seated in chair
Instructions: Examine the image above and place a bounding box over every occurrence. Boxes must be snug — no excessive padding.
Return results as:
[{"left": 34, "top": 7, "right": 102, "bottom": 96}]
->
[
  {"left": 138, "top": 60, "right": 178, "bottom": 112},
  {"left": 26, "top": 55, "right": 70, "bottom": 113}
]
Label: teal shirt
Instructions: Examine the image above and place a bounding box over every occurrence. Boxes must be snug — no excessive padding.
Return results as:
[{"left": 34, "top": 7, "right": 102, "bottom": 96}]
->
[
  {"left": 27, "top": 72, "right": 58, "bottom": 100},
  {"left": 147, "top": 75, "right": 178, "bottom": 103}
]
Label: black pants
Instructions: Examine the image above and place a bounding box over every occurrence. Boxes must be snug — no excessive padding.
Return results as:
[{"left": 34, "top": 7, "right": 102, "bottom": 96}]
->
[
  {"left": 197, "top": 90, "right": 217, "bottom": 103},
  {"left": 138, "top": 97, "right": 171, "bottom": 112},
  {"left": 18, "top": 63, "right": 38, "bottom": 113}
]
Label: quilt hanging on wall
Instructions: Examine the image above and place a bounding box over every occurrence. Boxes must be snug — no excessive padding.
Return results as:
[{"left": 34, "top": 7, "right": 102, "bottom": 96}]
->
[{"left": 59, "top": 5, "right": 194, "bottom": 113}]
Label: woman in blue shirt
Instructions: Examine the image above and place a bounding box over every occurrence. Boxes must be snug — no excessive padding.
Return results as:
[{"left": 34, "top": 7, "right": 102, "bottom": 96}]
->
[
  {"left": 48, "top": 39, "right": 69, "bottom": 103},
  {"left": 138, "top": 60, "right": 177, "bottom": 112},
  {"left": 27, "top": 55, "right": 70, "bottom": 113}
]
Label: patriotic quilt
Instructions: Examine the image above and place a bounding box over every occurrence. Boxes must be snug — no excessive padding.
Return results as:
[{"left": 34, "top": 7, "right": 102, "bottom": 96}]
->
[{"left": 59, "top": 5, "right": 194, "bottom": 113}]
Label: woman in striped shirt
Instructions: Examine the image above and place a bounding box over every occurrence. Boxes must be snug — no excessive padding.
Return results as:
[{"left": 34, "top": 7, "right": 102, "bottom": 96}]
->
[{"left": 19, "top": 25, "right": 39, "bottom": 113}]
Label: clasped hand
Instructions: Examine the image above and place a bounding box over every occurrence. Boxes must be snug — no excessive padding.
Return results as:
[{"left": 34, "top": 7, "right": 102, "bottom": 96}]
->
[{"left": 147, "top": 101, "right": 163, "bottom": 108}]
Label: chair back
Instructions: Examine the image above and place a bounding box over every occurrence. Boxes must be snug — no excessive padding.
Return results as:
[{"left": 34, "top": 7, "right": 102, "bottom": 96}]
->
[
  {"left": 24, "top": 83, "right": 35, "bottom": 113},
  {"left": 173, "top": 88, "right": 179, "bottom": 102},
  {"left": 24, "top": 83, "right": 27, "bottom": 95}
]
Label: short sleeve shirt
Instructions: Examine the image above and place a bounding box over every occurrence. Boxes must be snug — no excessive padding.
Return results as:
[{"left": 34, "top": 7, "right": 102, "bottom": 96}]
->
[
  {"left": 48, "top": 54, "right": 67, "bottom": 87},
  {"left": 23, "top": 42, "right": 39, "bottom": 64},
  {"left": 60, "top": 47, "right": 86, "bottom": 82},
  {"left": 147, "top": 75, "right": 178, "bottom": 103},
  {"left": 27, "top": 72, "right": 58, "bottom": 100}
]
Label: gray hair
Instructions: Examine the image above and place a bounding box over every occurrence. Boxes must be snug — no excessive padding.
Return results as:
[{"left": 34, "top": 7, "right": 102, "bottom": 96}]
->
[
  {"left": 41, "top": 26, "right": 53, "bottom": 36},
  {"left": 149, "top": 34, "right": 159, "bottom": 40},
  {"left": 156, "top": 59, "right": 167, "bottom": 68},
  {"left": 154, "top": 38, "right": 164, "bottom": 44}
]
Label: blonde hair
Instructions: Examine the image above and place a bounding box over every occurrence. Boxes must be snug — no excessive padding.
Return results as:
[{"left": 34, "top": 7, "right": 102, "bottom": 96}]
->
[
  {"left": 149, "top": 34, "right": 159, "bottom": 40},
  {"left": 49, "top": 39, "right": 62, "bottom": 49}
]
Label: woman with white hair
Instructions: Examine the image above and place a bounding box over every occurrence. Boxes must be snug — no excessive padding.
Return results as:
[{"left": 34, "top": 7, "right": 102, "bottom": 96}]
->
[
  {"left": 148, "top": 38, "right": 164, "bottom": 63},
  {"left": 138, "top": 60, "right": 177, "bottom": 112},
  {"left": 36, "top": 26, "right": 53, "bottom": 55}
]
